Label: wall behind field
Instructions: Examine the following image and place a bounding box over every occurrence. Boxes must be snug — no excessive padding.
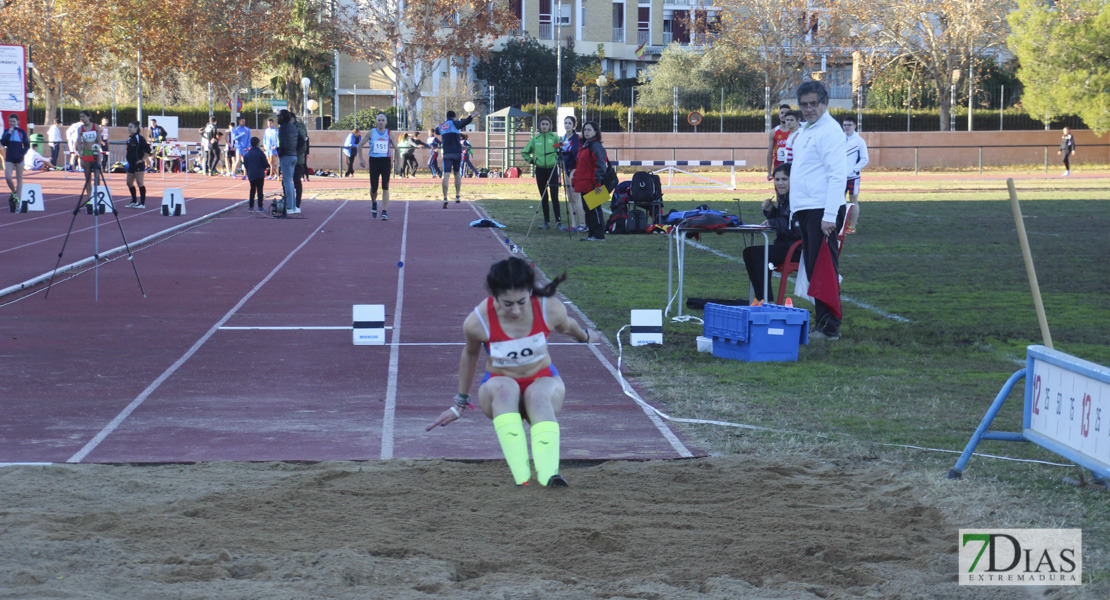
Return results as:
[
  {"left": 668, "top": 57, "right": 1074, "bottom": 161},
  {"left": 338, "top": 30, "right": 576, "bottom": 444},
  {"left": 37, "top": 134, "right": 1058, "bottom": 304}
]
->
[{"left": 83, "top": 128, "right": 1108, "bottom": 172}]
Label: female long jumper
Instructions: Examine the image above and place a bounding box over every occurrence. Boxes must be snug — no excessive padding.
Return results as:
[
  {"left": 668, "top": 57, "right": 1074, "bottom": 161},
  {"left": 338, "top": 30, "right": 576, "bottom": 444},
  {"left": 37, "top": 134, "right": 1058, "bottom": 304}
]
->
[{"left": 426, "top": 258, "right": 597, "bottom": 487}]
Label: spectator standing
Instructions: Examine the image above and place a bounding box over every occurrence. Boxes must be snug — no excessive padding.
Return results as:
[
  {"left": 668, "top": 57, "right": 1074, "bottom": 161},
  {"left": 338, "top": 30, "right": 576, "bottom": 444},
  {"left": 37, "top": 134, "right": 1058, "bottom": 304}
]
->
[
  {"left": 343, "top": 127, "right": 361, "bottom": 177},
  {"left": 99, "top": 117, "right": 110, "bottom": 170},
  {"left": 571, "top": 121, "right": 611, "bottom": 242},
  {"left": 358, "top": 114, "right": 393, "bottom": 220},
  {"left": 76, "top": 111, "right": 99, "bottom": 194},
  {"left": 426, "top": 129, "right": 442, "bottom": 178},
  {"left": 123, "top": 121, "right": 151, "bottom": 209},
  {"left": 521, "top": 116, "right": 561, "bottom": 229},
  {"left": 436, "top": 110, "right": 478, "bottom": 208},
  {"left": 223, "top": 120, "right": 237, "bottom": 175},
  {"left": 765, "top": 103, "right": 792, "bottom": 180},
  {"left": 293, "top": 114, "right": 309, "bottom": 210},
  {"left": 242, "top": 137, "right": 270, "bottom": 212},
  {"left": 789, "top": 80, "right": 847, "bottom": 340},
  {"left": 262, "top": 118, "right": 279, "bottom": 179},
  {"left": 201, "top": 117, "right": 219, "bottom": 175},
  {"left": 65, "top": 120, "right": 82, "bottom": 170},
  {"left": 276, "top": 109, "right": 302, "bottom": 216},
  {"left": 842, "top": 117, "right": 869, "bottom": 234},
  {"left": 2, "top": 114, "right": 30, "bottom": 205},
  {"left": 771, "top": 110, "right": 801, "bottom": 176},
  {"left": 395, "top": 133, "right": 412, "bottom": 176},
  {"left": 1058, "top": 127, "right": 1076, "bottom": 176},
  {"left": 560, "top": 115, "right": 585, "bottom": 232},
  {"left": 47, "top": 118, "right": 63, "bottom": 166},
  {"left": 230, "top": 117, "right": 251, "bottom": 179},
  {"left": 461, "top": 134, "right": 478, "bottom": 177}
]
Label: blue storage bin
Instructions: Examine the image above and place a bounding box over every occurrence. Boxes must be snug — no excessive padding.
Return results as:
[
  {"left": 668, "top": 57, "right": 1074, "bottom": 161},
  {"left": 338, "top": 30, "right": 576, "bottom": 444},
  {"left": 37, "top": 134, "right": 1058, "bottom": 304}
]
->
[{"left": 703, "top": 303, "right": 809, "bottom": 362}]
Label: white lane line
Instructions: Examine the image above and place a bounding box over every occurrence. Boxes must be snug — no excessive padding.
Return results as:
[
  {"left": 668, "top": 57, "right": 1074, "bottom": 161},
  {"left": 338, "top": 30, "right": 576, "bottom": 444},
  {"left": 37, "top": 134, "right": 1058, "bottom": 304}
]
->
[
  {"left": 379, "top": 200, "right": 409, "bottom": 460},
  {"left": 466, "top": 202, "right": 695, "bottom": 458},
  {"left": 66, "top": 200, "right": 350, "bottom": 463},
  {"left": 0, "top": 183, "right": 248, "bottom": 255}
]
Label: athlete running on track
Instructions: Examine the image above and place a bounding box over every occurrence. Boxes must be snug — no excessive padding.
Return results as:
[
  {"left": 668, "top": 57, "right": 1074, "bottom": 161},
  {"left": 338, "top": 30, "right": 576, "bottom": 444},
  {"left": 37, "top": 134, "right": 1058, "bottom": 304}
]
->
[
  {"left": 357, "top": 113, "right": 394, "bottom": 220},
  {"left": 427, "top": 257, "right": 598, "bottom": 487}
]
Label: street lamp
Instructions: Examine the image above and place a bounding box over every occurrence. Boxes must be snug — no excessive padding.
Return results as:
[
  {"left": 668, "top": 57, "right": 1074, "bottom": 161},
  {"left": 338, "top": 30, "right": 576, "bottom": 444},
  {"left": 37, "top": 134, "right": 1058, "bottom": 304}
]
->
[
  {"left": 596, "top": 74, "right": 608, "bottom": 116},
  {"left": 301, "top": 77, "right": 311, "bottom": 122},
  {"left": 306, "top": 99, "right": 319, "bottom": 129}
]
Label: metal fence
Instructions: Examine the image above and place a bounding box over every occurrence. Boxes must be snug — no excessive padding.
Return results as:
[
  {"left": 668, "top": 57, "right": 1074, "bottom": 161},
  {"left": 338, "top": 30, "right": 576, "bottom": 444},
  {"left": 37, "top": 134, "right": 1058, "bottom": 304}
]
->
[{"left": 477, "top": 85, "right": 1090, "bottom": 133}]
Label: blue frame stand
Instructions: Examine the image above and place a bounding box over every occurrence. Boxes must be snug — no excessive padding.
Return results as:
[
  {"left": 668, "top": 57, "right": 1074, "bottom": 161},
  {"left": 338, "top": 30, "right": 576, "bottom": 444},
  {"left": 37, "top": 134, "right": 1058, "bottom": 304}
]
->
[{"left": 948, "top": 345, "right": 1110, "bottom": 483}]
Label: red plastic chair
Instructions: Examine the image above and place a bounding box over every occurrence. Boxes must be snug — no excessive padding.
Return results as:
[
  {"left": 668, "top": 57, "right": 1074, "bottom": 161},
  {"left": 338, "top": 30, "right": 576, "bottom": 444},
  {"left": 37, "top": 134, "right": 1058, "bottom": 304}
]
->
[{"left": 772, "top": 205, "right": 855, "bottom": 305}]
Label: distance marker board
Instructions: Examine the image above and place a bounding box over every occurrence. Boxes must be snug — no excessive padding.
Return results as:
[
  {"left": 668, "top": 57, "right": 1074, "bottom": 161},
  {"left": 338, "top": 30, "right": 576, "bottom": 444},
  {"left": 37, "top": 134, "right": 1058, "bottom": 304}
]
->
[{"left": 950, "top": 345, "right": 1110, "bottom": 481}]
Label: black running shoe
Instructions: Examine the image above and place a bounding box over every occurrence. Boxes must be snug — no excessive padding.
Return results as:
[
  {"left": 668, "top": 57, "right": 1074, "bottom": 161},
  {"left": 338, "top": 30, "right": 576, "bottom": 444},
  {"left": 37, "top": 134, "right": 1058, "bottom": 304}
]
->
[
  {"left": 547, "top": 474, "right": 569, "bottom": 487},
  {"left": 371, "top": 200, "right": 378, "bottom": 219},
  {"left": 455, "top": 196, "right": 460, "bottom": 204},
  {"left": 442, "top": 198, "right": 448, "bottom": 209}
]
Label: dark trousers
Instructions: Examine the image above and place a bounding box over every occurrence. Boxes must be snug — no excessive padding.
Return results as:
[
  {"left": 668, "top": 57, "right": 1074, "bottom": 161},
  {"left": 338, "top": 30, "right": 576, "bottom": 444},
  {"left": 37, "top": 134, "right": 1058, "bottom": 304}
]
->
[
  {"left": 794, "top": 206, "right": 846, "bottom": 333},
  {"left": 345, "top": 154, "right": 357, "bottom": 176},
  {"left": 50, "top": 144, "right": 60, "bottom": 165},
  {"left": 249, "top": 178, "right": 265, "bottom": 208},
  {"left": 294, "top": 165, "right": 303, "bottom": 207},
  {"left": 1063, "top": 152, "right": 1071, "bottom": 171},
  {"left": 582, "top": 197, "right": 606, "bottom": 239},
  {"left": 403, "top": 154, "right": 418, "bottom": 176},
  {"left": 743, "top": 239, "right": 801, "bottom": 302},
  {"left": 535, "top": 166, "right": 561, "bottom": 223}
]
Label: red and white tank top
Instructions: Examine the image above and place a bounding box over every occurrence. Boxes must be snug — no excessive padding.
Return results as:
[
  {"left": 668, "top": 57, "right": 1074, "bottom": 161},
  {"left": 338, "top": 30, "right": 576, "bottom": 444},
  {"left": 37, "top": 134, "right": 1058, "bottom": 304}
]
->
[
  {"left": 474, "top": 296, "right": 551, "bottom": 369},
  {"left": 773, "top": 127, "right": 792, "bottom": 166}
]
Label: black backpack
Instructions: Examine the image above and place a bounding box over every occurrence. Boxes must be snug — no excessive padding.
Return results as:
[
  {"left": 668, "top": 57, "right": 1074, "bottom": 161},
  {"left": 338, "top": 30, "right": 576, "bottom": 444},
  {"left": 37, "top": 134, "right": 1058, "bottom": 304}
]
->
[
  {"left": 626, "top": 209, "right": 648, "bottom": 233},
  {"left": 630, "top": 171, "right": 661, "bottom": 206}
]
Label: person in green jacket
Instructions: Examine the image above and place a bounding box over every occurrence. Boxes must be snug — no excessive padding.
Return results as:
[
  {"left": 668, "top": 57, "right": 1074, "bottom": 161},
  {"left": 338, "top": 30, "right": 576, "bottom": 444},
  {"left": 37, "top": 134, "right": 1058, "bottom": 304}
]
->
[{"left": 522, "top": 116, "right": 562, "bottom": 229}]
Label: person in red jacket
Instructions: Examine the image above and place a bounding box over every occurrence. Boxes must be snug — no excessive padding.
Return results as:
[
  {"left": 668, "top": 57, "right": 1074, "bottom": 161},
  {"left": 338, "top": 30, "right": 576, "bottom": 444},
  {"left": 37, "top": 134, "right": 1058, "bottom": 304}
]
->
[{"left": 571, "top": 121, "right": 610, "bottom": 241}]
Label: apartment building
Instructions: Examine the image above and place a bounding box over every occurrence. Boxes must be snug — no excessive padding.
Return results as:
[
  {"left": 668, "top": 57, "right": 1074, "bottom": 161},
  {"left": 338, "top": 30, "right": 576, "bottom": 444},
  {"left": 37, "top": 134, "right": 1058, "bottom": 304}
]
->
[{"left": 507, "top": 0, "right": 721, "bottom": 80}]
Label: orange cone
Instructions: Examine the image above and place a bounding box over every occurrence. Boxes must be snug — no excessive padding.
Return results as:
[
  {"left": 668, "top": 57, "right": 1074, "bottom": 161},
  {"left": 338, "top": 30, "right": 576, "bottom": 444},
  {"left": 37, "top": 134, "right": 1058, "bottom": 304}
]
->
[{"left": 785, "top": 298, "right": 794, "bottom": 308}]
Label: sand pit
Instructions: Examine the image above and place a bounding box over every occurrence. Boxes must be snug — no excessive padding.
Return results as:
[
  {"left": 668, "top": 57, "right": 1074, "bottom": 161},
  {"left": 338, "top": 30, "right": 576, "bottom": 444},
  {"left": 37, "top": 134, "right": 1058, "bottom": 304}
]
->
[{"left": 0, "top": 455, "right": 1038, "bottom": 599}]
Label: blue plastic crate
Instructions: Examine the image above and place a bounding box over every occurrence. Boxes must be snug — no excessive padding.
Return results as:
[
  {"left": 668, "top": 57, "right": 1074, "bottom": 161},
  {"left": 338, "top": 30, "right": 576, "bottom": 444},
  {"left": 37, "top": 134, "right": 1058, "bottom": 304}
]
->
[{"left": 704, "top": 303, "right": 809, "bottom": 362}]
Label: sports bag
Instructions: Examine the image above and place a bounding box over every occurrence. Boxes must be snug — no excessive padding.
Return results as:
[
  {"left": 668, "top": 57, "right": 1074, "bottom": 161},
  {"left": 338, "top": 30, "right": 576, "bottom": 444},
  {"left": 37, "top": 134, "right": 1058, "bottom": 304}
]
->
[
  {"left": 626, "top": 209, "right": 648, "bottom": 233},
  {"left": 629, "top": 171, "right": 660, "bottom": 205}
]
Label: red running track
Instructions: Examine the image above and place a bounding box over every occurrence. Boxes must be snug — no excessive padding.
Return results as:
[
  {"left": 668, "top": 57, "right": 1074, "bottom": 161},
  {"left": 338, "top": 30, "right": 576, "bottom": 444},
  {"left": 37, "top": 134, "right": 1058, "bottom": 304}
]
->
[{"left": 0, "top": 171, "right": 701, "bottom": 464}]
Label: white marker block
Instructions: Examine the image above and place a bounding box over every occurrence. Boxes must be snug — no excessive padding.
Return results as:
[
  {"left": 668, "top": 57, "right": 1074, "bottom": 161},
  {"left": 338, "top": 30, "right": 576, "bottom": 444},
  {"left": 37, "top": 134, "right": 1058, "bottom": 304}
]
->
[
  {"left": 353, "top": 304, "right": 386, "bottom": 346},
  {"left": 85, "top": 185, "right": 114, "bottom": 214},
  {"left": 19, "top": 183, "right": 44, "bottom": 212},
  {"left": 161, "top": 188, "right": 185, "bottom": 216},
  {"left": 630, "top": 309, "right": 663, "bottom": 346}
]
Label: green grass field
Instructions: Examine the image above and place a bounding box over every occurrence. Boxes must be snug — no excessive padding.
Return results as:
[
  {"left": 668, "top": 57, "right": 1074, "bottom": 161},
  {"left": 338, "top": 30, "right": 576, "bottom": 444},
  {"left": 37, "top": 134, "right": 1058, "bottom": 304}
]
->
[{"left": 467, "top": 171, "right": 1110, "bottom": 585}]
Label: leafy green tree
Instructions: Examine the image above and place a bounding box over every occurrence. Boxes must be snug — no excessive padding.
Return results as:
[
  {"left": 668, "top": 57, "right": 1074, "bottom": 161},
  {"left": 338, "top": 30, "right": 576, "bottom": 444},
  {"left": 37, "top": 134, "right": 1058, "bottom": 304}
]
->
[
  {"left": 636, "top": 45, "right": 732, "bottom": 107},
  {"left": 1009, "top": 0, "right": 1110, "bottom": 132},
  {"left": 475, "top": 38, "right": 580, "bottom": 94}
]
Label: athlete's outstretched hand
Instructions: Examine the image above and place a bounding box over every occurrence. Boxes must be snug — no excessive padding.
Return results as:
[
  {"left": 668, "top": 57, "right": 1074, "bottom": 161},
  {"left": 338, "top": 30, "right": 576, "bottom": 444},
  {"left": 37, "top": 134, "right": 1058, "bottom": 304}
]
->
[{"left": 426, "top": 407, "right": 461, "bottom": 431}]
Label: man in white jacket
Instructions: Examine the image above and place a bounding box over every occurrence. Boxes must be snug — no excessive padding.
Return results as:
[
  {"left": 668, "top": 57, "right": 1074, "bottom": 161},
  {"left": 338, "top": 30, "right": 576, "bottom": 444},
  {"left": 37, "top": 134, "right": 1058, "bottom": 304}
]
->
[
  {"left": 789, "top": 80, "right": 847, "bottom": 339},
  {"left": 842, "top": 116, "right": 869, "bottom": 233}
]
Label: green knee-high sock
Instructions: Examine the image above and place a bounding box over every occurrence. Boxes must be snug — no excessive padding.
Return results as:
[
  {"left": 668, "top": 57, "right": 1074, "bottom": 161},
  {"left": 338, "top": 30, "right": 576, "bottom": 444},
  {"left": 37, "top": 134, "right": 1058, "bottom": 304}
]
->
[
  {"left": 530, "top": 420, "right": 560, "bottom": 486},
  {"left": 493, "top": 413, "right": 531, "bottom": 485}
]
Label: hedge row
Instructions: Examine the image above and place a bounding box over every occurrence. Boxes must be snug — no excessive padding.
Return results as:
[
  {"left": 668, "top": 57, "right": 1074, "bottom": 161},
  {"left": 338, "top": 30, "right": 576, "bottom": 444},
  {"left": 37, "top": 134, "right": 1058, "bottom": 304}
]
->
[{"left": 520, "top": 102, "right": 1088, "bottom": 133}]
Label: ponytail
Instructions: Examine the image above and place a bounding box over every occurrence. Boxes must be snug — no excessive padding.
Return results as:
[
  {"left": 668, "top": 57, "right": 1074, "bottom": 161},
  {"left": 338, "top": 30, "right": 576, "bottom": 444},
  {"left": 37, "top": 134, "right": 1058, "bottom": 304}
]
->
[{"left": 486, "top": 257, "right": 567, "bottom": 298}]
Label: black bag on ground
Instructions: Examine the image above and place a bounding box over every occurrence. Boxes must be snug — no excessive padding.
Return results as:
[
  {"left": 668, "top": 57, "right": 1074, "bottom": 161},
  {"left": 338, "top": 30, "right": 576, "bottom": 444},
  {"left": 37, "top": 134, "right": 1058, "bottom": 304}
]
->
[{"left": 626, "top": 209, "right": 648, "bottom": 233}]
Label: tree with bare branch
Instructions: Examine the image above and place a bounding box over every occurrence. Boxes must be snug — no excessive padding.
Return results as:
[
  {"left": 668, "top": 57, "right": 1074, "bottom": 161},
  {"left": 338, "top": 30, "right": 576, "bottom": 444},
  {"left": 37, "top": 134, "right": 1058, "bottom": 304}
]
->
[
  {"left": 340, "top": 0, "right": 519, "bottom": 126},
  {"left": 853, "top": 0, "right": 1013, "bottom": 130},
  {"left": 712, "top": 0, "right": 856, "bottom": 109},
  {"left": 177, "top": 0, "right": 308, "bottom": 123},
  {"left": 0, "top": 0, "right": 113, "bottom": 125}
]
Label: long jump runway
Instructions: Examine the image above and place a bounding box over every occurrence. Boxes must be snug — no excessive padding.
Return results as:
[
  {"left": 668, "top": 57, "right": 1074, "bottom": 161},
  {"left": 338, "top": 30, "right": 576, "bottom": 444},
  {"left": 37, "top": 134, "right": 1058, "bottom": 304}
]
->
[{"left": 0, "top": 173, "right": 701, "bottom": 464}]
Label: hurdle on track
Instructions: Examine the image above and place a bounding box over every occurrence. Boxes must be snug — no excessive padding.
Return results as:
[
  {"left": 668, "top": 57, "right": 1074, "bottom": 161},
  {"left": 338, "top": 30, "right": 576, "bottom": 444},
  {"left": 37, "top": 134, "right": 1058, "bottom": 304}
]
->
[{"left": 612, "top": 160, "right": 747, "bottom": 190}]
